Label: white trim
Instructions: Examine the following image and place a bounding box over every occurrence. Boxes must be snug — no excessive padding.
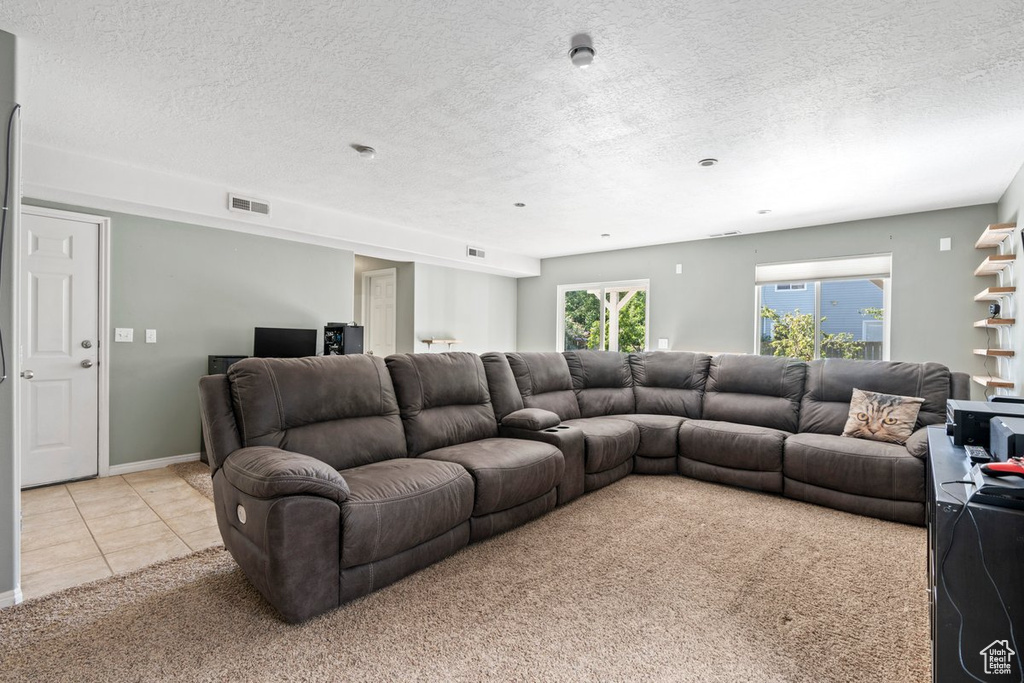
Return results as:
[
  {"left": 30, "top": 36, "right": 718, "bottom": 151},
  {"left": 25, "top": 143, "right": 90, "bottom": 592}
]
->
[
  {"left": 8, "top": 109, "right": 22, "bottom": 602},
  {"left": 18, "top": 206, "right": 112, "bottom": 479},
  {"left": 0, "top": 587, "right": 23, "bottom": 608},
  {"left": 361, "top": 268, "right": 397, "bottom": 356},
  {"left": 106, "top": 453, "right": 202, "bottom": 476}
]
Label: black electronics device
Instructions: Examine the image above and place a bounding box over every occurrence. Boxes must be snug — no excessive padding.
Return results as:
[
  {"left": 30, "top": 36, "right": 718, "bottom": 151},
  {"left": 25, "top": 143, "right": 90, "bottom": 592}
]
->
[
  {"left": 253, "top": 327, "right": 317, "bottom": 358},
  {"left": 989, "top": 415, "right": 1024, "bottom": 462},
  {"left": 945, "top": 398, "right": 1024, "bottom": 447},
  {"left": 970, "top": 463, "right": 1024, "bottom": 510},
  {"left": 207, "top": 355, "right": 248, "bottom": 375},
  {"left": 324, "top": 322, "right": 363, "bottom": 355},
  {"left": 989, "top": 302, "right": 1001, "bottom": 317}
]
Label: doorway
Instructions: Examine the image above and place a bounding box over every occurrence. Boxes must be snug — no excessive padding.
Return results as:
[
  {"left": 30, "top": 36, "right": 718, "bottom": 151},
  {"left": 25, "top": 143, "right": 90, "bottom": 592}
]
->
[{"left": 17, "top": 206, "right": 110, "bottom": 488}]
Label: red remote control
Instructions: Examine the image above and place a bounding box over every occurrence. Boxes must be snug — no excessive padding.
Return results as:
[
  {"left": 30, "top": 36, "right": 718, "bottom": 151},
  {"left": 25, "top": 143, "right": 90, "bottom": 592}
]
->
[{"left": 980, "top": 457, "right": 1024, "bottom": 478}]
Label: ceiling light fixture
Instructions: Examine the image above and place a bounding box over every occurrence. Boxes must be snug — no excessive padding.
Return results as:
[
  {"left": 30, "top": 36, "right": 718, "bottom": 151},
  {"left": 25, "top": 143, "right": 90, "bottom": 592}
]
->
[
  {"left": 569, "top": 34, "right": 595, "bottom": 68},
  {"left": 758, "top": 209, "right": 772, "bottom": 215},
  {"left": 600, "top": 233, "right": 611, "bottom": 238},
  {"left": 352, "top": 144, "right": 376, "bottom": 159},
  {"left": 698, "top": 158, "right": 718, "bottom": 167},
  {"left": 514, "top": 202, "right": 526, "bottom": 207}
]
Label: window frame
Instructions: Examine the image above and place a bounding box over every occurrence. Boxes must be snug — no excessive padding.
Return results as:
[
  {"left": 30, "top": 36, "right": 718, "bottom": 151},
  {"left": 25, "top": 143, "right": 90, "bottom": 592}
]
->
[
  {"left": 556, "top": 279, "right": 651, "bottom": 352},
  {"left": 753, "top": 255, "right": 892, "bottom": 361}
]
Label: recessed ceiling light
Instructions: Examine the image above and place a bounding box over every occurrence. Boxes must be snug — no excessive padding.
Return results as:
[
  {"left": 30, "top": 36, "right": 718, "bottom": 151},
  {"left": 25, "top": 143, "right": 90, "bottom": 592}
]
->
[
  {"left": 698, "top": 158, "right": 718, "bottom": 167},
  {"left": 758, "top": 209, "right": 772, "bottom": 215},
  {"left": 514, "top": 202, "right": 526, "bottom": 207},
  {"left": 600, "top": 233, "right": 611, "bottom": 238},
  {"left": 351, "top": 144, "right": 376, "bottom": 159}
]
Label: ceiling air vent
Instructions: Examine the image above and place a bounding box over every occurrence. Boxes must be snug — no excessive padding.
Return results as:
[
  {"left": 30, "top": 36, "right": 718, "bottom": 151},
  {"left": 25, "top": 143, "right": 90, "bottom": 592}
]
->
[
  {"left": 467, "top": 246, "right": 486, "bottom": 259},
  {"left": 708, "top": 231, "right": 742, "bottom": 238},
  {"left": 228, "top": 193, "right": 271, "bottom": 216}
]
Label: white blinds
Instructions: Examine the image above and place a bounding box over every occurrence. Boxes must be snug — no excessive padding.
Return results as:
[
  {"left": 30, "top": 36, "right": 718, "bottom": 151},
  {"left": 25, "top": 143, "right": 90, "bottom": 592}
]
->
[{"left": 754, "top": 254, "right": 892, "bottom": 285}]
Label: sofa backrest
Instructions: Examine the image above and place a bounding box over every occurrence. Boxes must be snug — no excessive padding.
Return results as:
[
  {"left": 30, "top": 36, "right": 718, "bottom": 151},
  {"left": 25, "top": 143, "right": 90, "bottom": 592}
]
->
[
  {"left": 563, "top": 350, "right": 634, "bottom": 417},
  {"left": 628, "top": 351, "right": 711, "bottom": 417},
  {"left": 479, "top": 352, "right": 525, "bottom": 422},
  {"left": 799, "top": 358, "right": 954, "bottom": 435},
  {"left": 386, "top": 352, "right": 498, "bottom": 456},
  {"left": 702, "top": 354, "right": 807, "bottom": 432},
  {"left": 504, "top": 352, "right": 581, "bottom": 421},
  {"left": 226, "top": 355, "right": 407, "bottom": 471}
]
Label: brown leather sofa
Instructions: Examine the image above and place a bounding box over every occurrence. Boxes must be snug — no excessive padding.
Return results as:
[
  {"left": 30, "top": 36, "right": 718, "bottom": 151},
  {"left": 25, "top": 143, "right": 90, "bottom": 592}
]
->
[{"left": 198, "top": 349, "right": 968, "bottom": 622}]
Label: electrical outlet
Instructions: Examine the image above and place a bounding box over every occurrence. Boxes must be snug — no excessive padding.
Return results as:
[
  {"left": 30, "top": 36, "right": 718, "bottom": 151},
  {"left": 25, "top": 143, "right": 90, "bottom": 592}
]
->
[
  {"left": 658, "top": 338, "right": 669, "bottom": 349},
  {"left": 114, "top": 328, "right": 133, "bottom": 343},
  {"left": 145, "top": 329, "right": 157, "bottom": 343}
]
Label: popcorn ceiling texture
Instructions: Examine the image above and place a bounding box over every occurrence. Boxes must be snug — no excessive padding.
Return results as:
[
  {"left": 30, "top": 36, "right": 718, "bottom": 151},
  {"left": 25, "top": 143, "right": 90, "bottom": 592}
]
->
[{"left": 2, "top": 0, "right": 1023, "bottom": 258}]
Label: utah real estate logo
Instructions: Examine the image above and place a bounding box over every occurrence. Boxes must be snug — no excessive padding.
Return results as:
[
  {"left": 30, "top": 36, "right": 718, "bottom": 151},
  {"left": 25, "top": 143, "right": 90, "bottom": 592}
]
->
[{"left": 980, "top": 640, "right": 1016, "bottom": 676}]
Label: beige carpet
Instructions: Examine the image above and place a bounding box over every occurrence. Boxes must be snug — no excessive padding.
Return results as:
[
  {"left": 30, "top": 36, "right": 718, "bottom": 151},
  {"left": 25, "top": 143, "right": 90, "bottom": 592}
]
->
[
  {"left": 0, "top": 476, "right": 928, "bottom": 682},
  {"left": 169, "top": 461, "right": 214, "bottom": 501}
]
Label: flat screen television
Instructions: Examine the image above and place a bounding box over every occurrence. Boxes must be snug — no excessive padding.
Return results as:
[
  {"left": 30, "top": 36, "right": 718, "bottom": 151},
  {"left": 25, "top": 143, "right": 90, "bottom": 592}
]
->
[{"left": 253, "top": 327, "right": 317, "bottom": 358}]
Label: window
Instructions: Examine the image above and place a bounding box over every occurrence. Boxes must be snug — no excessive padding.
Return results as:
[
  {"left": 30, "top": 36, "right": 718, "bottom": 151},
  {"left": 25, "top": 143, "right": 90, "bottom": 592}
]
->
[
  {"left": 755, "top": 255, "right": 891, "bottom": 361},
  {"left": 557, "top": 280, "right": 649, "bottom": 352}
]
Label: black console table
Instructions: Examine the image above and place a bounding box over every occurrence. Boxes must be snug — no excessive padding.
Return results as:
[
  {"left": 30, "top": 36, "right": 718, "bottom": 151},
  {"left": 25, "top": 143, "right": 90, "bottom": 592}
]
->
[{"left": 927, "top": 426, "right": 1024, "bottom": 682}]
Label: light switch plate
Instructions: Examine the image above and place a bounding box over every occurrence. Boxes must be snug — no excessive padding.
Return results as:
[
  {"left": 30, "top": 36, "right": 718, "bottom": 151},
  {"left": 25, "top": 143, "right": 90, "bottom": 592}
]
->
[
  {"left": 658, "top": 338, "right": 669, "bottom": 349},
  {"left": 675, "top": 263, "right": 682, "bottom": 274},
  {"left": 145, "top": 329, "right": 157, "bottom": 343},
  {"left": 114, "top": 328, "right": 133, "bottom": 343},
  {"left": 939, "top": 237, "right": 951, "bottom": 251}
]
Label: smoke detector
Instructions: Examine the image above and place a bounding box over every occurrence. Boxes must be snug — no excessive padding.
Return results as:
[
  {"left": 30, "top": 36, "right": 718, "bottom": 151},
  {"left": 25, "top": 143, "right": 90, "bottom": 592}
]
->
[{"left": 569, "top": 34, "right": 595, "bottom": 68}]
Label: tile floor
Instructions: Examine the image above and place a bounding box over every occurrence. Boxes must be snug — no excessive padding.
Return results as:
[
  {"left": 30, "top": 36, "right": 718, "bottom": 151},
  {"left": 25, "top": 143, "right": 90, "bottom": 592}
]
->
[{"left": 20, "top": 467, "right": 221, "bottom": 600}]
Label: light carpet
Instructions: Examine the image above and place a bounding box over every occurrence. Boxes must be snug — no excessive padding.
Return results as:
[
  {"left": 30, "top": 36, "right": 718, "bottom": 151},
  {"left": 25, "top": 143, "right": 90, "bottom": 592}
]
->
[
  {"left": 0, "top": 476, "right": 928, "bottom": 682},
  {"left": 169, "top": 461, "right": 215, "bottom": 501}
]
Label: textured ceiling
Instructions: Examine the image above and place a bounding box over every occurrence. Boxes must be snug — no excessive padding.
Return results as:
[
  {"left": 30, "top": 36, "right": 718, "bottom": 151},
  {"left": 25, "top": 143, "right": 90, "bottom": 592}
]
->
[{"left": 2, "top": 0, "right": 1024, "bottom": 259}]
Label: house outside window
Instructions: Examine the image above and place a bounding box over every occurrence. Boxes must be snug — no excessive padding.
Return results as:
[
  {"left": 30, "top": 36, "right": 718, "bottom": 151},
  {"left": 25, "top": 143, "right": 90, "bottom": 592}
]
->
[
  {"left": 755, "top": 255, "right": 891, "bottom": 361},
  {"left": 557, "top": 280, "right": 650, "bottom": 352}
]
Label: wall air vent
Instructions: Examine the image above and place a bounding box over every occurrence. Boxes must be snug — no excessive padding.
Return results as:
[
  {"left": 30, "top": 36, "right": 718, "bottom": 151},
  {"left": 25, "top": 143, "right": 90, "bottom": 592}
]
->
[
  {"left": 467, "top": 246, "right": 486, "bottom": 259},
  {"left": 228, "top": 193, "right": 271, "bottom": 216},
  {"left": 708, "top": 231, "right": 742, "bottom": 238}
]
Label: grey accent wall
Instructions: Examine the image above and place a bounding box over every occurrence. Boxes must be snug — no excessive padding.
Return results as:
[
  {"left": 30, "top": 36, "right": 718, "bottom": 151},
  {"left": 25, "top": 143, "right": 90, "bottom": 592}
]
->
[
  {"left": 352, "top": 255, "right": 415, "bottom": 353},
  {"left": 0, "top": 29, "right": 18, "bottom": 602},
  {"left": 26, "top": 200, "right": 354, "bottom": 466},
  {"left": 414, "top": 263, "right": 516, "bottom": 354},
  {"left": 997, "top": 162, "right": 1024, "bottom": 393},
  {"left": 518, "top": 205, "right": 994, "bottom": 386}
]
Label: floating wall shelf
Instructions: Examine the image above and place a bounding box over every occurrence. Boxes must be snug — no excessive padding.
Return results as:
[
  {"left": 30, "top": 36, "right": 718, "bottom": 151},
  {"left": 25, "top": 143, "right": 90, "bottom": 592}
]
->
[
  {"left": 974, "top": 286, "right": 1016, "bottom": 302},
  {"left": 972, "top": 375, "right": 1015, "bottom": 389},
  {"left": 973, "top": 349, "right": 1016, "bottom": 357},
  {"left": 421, "top": 338, "right": 462, "bottom": 350},
  {"left": 974, "top": 254, "right": 1016, "bottom": 276},
  {"left": 974, "top": 318, "right": 1015, "bottom": 328},
  {"left": 974, "top": 222, "right": 1017, "bottom": 249}
]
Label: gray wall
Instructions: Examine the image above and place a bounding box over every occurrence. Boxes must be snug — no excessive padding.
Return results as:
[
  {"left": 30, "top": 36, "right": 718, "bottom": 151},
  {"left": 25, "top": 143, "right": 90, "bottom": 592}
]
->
[
  {"left": 414, "top": 263, "right": 517, "bottom": 354},
  {"left": 518, "top": 205, "right": 995, "bottom": 388},
  {"left": 27, "top": 200, "right": 354, "bottom": 466},
  {"left": 997, "top": 162, "right": 1024, "bottom": 393},
  {"left": 0, "top": 30, "right": 18, "bottom": 602},
  {"left": 353, "top": 255, "right": 415, "bottom": 354}
]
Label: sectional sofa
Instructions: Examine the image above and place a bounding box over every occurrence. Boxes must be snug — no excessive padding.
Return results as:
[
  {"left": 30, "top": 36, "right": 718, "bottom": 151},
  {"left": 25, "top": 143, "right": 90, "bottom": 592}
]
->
[{"left": 198, "top": 349, "right": 968, "bottom": 622}]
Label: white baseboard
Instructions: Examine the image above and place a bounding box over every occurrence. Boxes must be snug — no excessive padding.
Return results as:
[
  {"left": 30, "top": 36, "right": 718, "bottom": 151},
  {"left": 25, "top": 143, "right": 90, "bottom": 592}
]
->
[
  {"left": 107, "top": 453, "right": 202, "bottom": 476},
  {"left": 0, "top": 586, "right": 23, "bottom": 608}
]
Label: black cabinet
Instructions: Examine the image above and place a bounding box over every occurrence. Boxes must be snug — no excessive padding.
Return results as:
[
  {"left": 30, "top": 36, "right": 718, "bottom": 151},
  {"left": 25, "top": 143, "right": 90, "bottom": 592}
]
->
[{"left": 927, "top": 426, "right": 1024, "bottom": 682}]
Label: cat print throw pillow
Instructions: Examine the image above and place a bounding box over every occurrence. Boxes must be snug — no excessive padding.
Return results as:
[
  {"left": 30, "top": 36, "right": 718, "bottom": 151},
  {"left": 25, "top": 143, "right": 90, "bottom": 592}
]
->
[{"left": 842, "top": 388, "right": 925, "bottom": 445}]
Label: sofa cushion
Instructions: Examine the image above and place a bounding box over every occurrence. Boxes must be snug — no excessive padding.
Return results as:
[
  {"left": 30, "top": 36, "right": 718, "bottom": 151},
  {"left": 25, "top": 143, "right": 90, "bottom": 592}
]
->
[
  {"left": 505, "top": 352, "right": 581, "bottom": 420},
  {"left": 339, "top": 458, "right": 474, "bottom": 568},
  {"left": 842, "top": 389, "right": 924, "bottom": 445},
  {"left": 562, "top": 417, "right": 640, "bottom": 473},
  {"left": 679, "top": 420, "right": 788, "bottom": 472},
  {"left": 783, "top": 432, "right": 924, "bottom": 502},
  {"left": 800, "top": 358, "right": 951, "bottom": 435},
  {"left": 227, "top": 355, "right": 407, "bottom": 471},
  {"left": 420, "top": 439, "right": 564, "bottom": 516},
  {"left": 480, "top": 352, "right": 525, "bottom": 422},
  {"left": 564, "top": 350, "right": 635, "bottom": 417},
  {"left": 386, "top": 353, "right": 499, "bottom": 456},
  {"left": 629, "top": 351, "right": 711, "bottom": 417},
  {"left": 606, "top": 414, "right": 685, "bottom": 458},
  {"left": 702, "top": 354, "right": 806, "bottom": 432}
]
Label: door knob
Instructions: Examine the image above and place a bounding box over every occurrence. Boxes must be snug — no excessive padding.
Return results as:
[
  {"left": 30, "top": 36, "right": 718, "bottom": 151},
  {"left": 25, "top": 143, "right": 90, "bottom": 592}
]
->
[
  {"left": 81, "top": 340, "right": 93, "bottom": 349},
  {"left": 20, "top": 370, "right": 33, "bottom": 379},
  {"left": 81, "top": 359, "right": 94, "bottom": 368}
]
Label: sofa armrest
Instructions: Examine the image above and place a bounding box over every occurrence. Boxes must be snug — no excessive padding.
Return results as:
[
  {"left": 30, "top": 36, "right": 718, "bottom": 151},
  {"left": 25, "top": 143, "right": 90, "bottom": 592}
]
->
[
  {"left": 501, "top": 408, "right": 561, "bottom": 431},
  {"left": 498, "top": 424, "right": 585, "bottom": 505},
  {"left": 223, "top": 447, "right": 350, "bottom": 503},
  {"left": 905, "top": 427, "right": 930, "bottom": 459}
]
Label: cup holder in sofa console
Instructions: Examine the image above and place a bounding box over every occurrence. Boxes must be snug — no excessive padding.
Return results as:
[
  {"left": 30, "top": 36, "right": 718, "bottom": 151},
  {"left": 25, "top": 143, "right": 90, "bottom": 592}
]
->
[
  {"left": 556, "top": 425, "right": 570, "bottom": 429},
  {"left": 544, "top": 428, "right": 560, "bottom": 433}
]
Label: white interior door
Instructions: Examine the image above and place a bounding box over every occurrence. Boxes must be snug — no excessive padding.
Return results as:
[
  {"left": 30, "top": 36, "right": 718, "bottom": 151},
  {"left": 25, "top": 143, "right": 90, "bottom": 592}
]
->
[
  {"left": 20, "top": 209, "right": 101, "bottom": 487},
  {"left": 364, "top": 269, "right": 397, "bottom": 356}
]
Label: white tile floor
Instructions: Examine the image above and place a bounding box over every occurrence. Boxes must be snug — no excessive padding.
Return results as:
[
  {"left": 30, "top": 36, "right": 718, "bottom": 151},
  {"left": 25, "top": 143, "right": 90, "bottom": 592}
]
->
[{"left": 20, "top": 467, "right": 221, "bottom": 600}]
